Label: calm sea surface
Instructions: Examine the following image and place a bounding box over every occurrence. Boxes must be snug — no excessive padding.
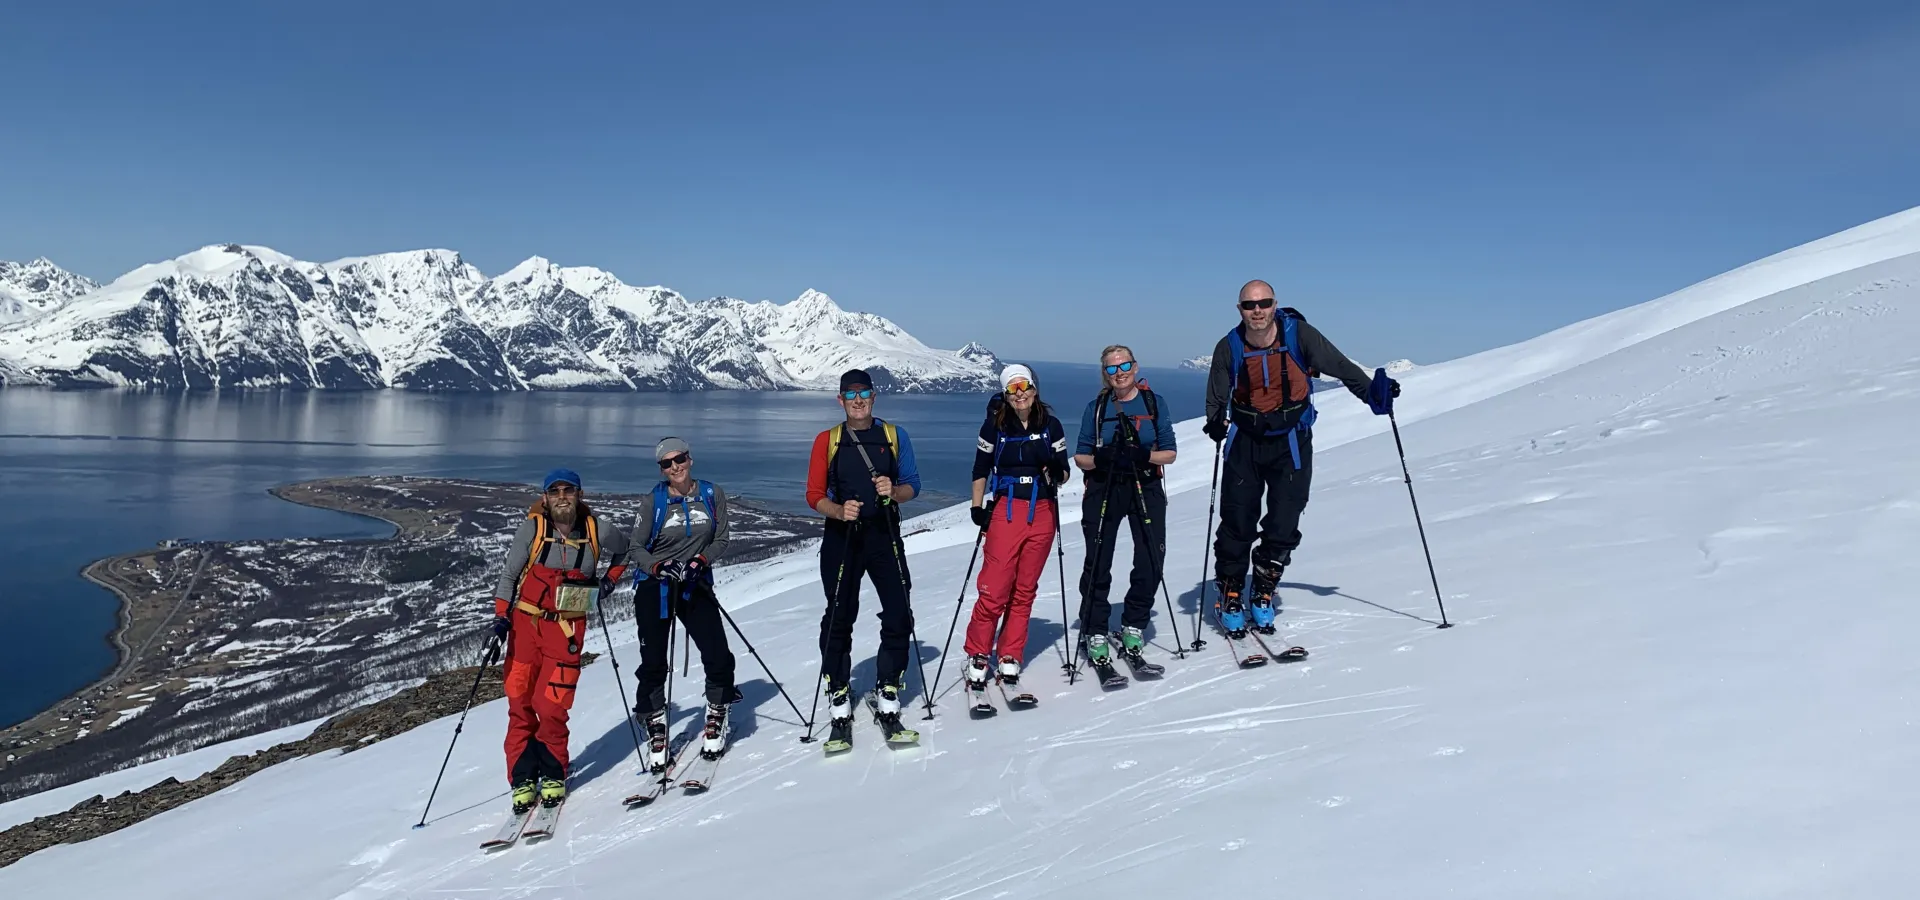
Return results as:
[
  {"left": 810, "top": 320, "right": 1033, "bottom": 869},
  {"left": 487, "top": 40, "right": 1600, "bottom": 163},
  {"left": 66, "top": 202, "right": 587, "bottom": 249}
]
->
[{"left": 0, "top": 362, "right": 1207, "bottom": 728}]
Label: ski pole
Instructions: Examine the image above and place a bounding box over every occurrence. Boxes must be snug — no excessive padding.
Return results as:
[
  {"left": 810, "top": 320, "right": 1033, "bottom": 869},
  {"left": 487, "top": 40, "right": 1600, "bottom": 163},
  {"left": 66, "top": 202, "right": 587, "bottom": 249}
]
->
[
  {"left": 1388, "top": 409, "right": 1452, "bottom": 628},
  {"left": 681, "top": 627, "right": 690, "bottom": 677},
  {"left": 1117, "top": 415, "right": 1187, "bottom": 657},
  {"left": 413, "top": 635, "right": 500, "bottom": 829},
  {"left": 801, "top": 521, "right": 857, "bottom": 742},
  {"left": 925, "top": 527, "right": 986, "bottom": 719},
  {"left": 1191, "top": 441, "right": 1222, "bottom": 651},
  {"left": 713, "top": 593, "right": 812, "bottom": 726},
  {"left": 594, "top": 591, "right": 646, "bottom": 766},
  {"left": 1051, "top": 482, "right": 1076, "bottom": 683},
  {"left": 879, "top": 501, "right": 938, "bottom": 719}
]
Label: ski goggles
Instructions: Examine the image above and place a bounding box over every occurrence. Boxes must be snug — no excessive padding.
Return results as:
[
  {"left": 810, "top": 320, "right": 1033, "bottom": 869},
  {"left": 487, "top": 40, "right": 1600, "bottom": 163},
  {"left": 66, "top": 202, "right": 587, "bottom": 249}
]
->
[
  {"left": 1004, "top": 379, "right": 1034, "bottom": 395},
  {"left": 1103, "top": 361, "right": 1136, "bottom": 376},
  {"left": 841, "top": 388, "right": 874, "bottom": 401}
]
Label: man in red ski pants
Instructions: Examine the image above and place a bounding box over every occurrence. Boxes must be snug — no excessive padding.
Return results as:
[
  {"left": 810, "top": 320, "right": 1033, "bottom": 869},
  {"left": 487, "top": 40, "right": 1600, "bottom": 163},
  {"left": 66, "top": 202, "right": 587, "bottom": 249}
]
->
[
  {"left": 964, "top": 365, "right": 1072, "bottom": 689},
  {"left": 488, "top": 468, "right": 630, "bottom": 814}
]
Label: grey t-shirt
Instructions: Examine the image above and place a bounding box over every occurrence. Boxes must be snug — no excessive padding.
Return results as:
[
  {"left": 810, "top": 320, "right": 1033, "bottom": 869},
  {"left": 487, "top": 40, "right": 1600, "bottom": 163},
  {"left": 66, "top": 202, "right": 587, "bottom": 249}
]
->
[
  {"left": 627, "top": 482, "right": 732, "bottom": 572},
  {"left": 491, "top": 509, "right": 633, "bottom": 604}
]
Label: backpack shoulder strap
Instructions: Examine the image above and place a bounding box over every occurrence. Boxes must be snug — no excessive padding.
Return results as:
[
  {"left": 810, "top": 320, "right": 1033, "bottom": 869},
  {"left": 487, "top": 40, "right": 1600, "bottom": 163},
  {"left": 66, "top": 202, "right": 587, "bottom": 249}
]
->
[
  {"left": 824, "top": 425, "right": 843, "bottom": 466},
  {"left": 1281, "top": 311, "right": 1305, "bottom": 369},
  {"left": 1226, "top": 327, "right": 1247, "bottom": 390},
  {"left": 519, "top": 510, "right": 548, "bottom": 590},
  {"left": 698, "top": 480, "right": 717, "bottom": 537},
  {"left": 1142, "top": 387, "right": 1160, "bottom": 426},
  {"left": 1093, "top": 390, "right": 1110, "bottom": 449},
  {"left": 883, "top": 421, "right": 899, "bottom": 461},
  {"left": 646, "top": 482, "right": 671, "bottom": 550},
  {"left": 585, "top": 514, "right": 600, "bottom": 566}
]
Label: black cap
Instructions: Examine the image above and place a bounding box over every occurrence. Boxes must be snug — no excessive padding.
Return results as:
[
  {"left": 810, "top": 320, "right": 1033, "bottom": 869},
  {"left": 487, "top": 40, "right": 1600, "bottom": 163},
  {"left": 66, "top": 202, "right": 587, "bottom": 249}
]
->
[{"left": 839, "top": 368, "right": 873, "bottom": 392}]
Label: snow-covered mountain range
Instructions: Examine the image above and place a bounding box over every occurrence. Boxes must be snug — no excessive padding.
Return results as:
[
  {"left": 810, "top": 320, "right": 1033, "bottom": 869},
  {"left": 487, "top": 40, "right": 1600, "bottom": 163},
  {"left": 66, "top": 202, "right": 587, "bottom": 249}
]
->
[{"left": 0, "top": 246, "right": 1000, "bottom": 391}]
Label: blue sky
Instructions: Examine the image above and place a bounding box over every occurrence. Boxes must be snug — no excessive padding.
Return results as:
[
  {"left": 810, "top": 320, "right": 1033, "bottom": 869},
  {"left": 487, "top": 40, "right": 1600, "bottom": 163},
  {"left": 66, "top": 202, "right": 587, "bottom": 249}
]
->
[{"left": 3, "top": 1, "right": 1917, "bottom": 367}]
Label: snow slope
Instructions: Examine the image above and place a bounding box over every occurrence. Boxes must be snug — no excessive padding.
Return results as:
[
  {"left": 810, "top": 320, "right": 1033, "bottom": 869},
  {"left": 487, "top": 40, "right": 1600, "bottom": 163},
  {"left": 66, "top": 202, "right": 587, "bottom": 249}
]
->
[{"left": 4, "top": 207, "right": 1919, "bottom": 897}]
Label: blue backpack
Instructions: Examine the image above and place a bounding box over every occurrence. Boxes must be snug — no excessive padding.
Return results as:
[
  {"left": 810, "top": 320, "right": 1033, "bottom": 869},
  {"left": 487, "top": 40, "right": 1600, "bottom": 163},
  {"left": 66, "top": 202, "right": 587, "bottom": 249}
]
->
[
  {"left": 636, "top": 479, "right": 718, "bottom": 617},
  {"left": 1225, "top": 308, "right": 1316, "bottom": 466}
]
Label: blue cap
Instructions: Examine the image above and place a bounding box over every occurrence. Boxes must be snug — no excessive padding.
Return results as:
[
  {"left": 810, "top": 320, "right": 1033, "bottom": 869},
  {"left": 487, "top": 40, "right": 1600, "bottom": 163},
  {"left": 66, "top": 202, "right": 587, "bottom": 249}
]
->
[{"left": 542, "top": 468, "right": 582, "bottom": 491}]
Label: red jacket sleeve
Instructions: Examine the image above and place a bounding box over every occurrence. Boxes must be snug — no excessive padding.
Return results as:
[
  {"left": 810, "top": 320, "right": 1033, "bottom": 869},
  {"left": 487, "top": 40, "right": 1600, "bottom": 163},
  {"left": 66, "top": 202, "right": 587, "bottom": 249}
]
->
[{"left": 805, "top": 430, "right": 831, "bottom": 511}]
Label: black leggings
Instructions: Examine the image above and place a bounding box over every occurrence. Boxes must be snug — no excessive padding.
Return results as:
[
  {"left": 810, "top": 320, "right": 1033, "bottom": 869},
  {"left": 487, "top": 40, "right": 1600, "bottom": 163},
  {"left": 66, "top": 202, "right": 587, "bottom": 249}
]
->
[{"left": 633, "top": 577, "right": 737, "bottom": 711}]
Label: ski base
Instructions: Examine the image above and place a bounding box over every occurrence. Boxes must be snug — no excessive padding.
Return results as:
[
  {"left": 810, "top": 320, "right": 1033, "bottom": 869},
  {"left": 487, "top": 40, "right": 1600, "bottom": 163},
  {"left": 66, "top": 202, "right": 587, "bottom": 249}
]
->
[{"left": 679, "top": 750, "right": 724, "bottom": 793}]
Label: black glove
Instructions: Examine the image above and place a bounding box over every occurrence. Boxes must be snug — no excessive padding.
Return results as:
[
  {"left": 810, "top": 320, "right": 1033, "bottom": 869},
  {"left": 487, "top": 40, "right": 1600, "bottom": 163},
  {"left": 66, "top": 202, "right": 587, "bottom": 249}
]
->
[
  {"left": 971, "top": 499, "right": 996, "bottom": 531},
  {"left": 685, "top": 555, "right": 710, "bottom": 582},
  {"left": 1203, "top": 418, "right": 1229, "bottom": 444},
  {"left": 490, "top": 615, "right": 510, "bottom": 641},
  {"left": 1130, "top": 443, "right": 1155, "bottom": 469},
  {"left": 651, "top": 559, "right": 686, "bottom": 582},
  {"left": 1093, "top": 443, "right": 1121, "bottom": 471}
]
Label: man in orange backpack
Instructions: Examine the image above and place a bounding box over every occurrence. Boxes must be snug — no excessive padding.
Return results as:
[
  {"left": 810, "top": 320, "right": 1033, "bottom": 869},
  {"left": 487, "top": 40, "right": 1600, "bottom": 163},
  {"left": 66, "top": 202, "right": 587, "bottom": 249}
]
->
[
  {"left": 488, "top": 468, "right": 631, "bottom": 814},
  {"left": 1201, "top": 280, "right": 1397, "bottom": 639}
]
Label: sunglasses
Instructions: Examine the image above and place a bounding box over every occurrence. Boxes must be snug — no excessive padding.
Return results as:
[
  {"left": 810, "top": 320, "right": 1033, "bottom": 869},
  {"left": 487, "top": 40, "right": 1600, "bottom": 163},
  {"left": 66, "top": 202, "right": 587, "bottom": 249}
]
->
[
  {"left": 841, "top": 389, "right": 874, "bottom": 401},
  {"left": 1103, "top": 361, "right": 1136, "bottom": 376},
  {"left": 657, "top": 452, "right": 690, "bottom": 469},
  {"left": 1005, "top": 380, "right": 1034, "bottom": 395},
  {"left": 1239, "top": 298, "right": 1276, "bottom": 311}
]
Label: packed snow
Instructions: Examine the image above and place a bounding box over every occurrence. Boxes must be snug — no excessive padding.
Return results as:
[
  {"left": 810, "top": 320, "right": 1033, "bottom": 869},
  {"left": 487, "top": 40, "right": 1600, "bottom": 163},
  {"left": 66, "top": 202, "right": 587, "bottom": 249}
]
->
[{"left": 3, "top": 207, "right": 1918, "bottom": 897}]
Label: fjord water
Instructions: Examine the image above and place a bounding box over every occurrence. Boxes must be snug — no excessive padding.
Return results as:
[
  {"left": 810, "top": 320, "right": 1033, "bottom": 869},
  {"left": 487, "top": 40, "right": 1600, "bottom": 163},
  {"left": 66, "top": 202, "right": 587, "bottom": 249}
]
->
[{"left": 0, "top": 363, "right": 1206, "bottom": 729}]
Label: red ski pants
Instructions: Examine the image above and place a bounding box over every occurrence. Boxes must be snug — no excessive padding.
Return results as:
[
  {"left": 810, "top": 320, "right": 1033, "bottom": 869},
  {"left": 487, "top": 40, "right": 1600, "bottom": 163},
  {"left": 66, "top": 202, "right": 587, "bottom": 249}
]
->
[
  {"left": 502, "top": 608, "right": 583, "bottom": 784},
  {"left": 965, "top": 497, "right": 1056, "bottom": 663}
]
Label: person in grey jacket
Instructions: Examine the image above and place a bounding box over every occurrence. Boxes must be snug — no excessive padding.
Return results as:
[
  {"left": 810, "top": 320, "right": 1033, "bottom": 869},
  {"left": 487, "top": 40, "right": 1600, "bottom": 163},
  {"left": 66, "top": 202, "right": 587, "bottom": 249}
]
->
[{"left": 628, "top": 437, "right": 740, "bottom": 767}]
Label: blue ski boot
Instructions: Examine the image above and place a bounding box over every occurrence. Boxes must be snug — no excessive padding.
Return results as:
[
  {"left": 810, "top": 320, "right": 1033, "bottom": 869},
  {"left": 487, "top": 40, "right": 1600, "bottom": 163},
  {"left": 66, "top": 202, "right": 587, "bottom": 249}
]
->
[
  {"left": 1217, "top": 591, "right": 1249, "bottom": 638},
  {"left": 1250, "top": 596, "right": 1277, "bottom": 635}
]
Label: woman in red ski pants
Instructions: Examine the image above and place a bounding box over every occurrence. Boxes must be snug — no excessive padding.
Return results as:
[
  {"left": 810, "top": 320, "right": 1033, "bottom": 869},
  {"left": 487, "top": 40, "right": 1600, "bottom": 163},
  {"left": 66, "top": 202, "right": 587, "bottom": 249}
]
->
[{"left": 963, "top": 364, "right": 1072, "bottom": 688}]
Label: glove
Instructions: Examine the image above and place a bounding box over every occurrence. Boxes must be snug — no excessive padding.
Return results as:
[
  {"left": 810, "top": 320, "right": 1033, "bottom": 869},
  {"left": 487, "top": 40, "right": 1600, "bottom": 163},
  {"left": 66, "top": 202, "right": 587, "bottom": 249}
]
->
[
  {"left": 1130, "top": 443, "right": 1155, "bottom": 469},
  {"left": 1203, "top": 418, "right": 1229, "bottom": 444},
  {"left": 599, "top": 574, "right": 619, "bottom": 601},
  {"left": 685, "top": 555, "right": 710, "bottom": 582},
  {"left": 651, "top": 559, "right": 686, "bottom": 582},
  {"left": 490, "top": 615, "right": 510, "bottom": 641},
  {"left": 1093, "top": 443, "right": 1121, "bottom": 471},
  {"left": 1367, "top": 367, "right": 1400, "bottom": 416},
  {"left": 970, "top": 499, "right": 996, "bottom": 531}
]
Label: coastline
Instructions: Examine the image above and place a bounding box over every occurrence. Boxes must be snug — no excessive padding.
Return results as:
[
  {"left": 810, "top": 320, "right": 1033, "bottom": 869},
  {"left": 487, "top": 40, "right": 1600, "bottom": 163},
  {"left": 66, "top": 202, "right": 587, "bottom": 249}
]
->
[{"left": 0, "top": 475, "right": 819, "bottom": 801}]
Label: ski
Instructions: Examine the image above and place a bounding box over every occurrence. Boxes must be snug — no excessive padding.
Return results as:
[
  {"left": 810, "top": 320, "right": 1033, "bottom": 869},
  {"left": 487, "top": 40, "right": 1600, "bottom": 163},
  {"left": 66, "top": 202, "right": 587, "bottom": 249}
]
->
[
  {"left": 624, "top": 725, "right": 699, "bottom": 808},
  {"left": 821, "top": 717, "right": 855, "bottom": 756},
  {"left": 995, "top": 679, "right": 1038, "bottom": 709},
  {"left": 866, "top": 693, "right": 921, "bottom": 746},
  {"left": 1113, "top": 634, "right": 1166, "bottom": 679},
  {"left": 479, "top": 809, "right": 533, "bottom": 851},
  {"left": 520, "top": 799, "right": 564, "bottom": 843},
  {"left": 967, "top": 681, "right": 997, "bottom": 718},
  {"left": 1249, "top": 630, "right": 1309, "bottom": 663},
  {"left": 679, "top": 750, "right": 724, "bottom": 794}
]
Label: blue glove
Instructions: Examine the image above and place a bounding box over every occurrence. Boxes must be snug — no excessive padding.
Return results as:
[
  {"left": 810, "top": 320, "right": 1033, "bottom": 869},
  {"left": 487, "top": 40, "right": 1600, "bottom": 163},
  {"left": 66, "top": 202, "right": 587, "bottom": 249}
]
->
[
  {"left": 490, "top": 615, "right": 510, "bottom": 641},
  {"left": 1367, "top": 368, "right": 1400, "bottom": 416}
]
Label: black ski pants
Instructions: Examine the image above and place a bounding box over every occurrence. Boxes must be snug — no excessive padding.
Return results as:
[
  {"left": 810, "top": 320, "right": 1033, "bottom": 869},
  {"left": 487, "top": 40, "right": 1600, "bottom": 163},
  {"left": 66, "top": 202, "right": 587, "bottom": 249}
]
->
[
  {"left": 633, "top": 577, "right": 737, "bottom": 713},
  {"left": 1077, "top": 474, "right": 1167, "bottom": 636},
  {"left": 1214, "top": 430, "right": 1314, "bottom": 596},
  {"left": 818, "top": 518, "right": 914, "bottom": 692}
]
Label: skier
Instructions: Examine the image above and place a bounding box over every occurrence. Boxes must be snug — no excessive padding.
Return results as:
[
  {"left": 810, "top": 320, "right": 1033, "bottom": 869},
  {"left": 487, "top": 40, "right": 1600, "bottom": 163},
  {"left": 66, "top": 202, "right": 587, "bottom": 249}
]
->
[
  {"left": 964, "top": 364, "right": 1071, "bottom": 694},
  {"left": 805, "top": 368, "right": 923, "bottom": 750},
  {"left": 626, "top": 437, "right": 741, "bottom": 771},
  {"left": 489, "top": 468, "right": 631, "bottom": 814},
  {"left": 1073, "top": 345, "right": 1177, "bottom": 672},
  {"left": 1201, "top": 279, "right": 1399, "bottom": 637}
]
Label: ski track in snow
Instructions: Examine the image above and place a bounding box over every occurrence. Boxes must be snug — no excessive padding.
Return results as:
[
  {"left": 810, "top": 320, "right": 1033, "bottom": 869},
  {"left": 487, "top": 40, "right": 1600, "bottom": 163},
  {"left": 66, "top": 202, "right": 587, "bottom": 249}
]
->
[{"left": 7, "top": 210, "right": 1920, "bottom": 898}]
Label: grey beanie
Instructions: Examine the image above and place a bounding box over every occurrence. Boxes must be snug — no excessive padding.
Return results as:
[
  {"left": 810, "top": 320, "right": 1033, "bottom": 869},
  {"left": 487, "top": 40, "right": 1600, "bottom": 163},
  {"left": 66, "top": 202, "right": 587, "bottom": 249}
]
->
[{"left": 655, "top": 436, "right": 692, "bottom": 461}]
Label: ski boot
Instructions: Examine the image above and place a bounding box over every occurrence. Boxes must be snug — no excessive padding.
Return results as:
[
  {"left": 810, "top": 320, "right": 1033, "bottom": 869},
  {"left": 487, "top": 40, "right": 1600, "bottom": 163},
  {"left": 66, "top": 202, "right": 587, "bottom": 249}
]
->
[
  {"left": 822, "top": 681, "right": 855, "bottom": 755},
  {"left": 996, "top": 655, "right": 1038, "bottom": 707},
  {"left": 1249, "top": 596, "right": 1278, "bottom": 635},
  {"left": 964, "top": 654, "right": 993, "bottom": 691},
  {"left": 1084, "top": 634, "right": 1127, "bottom": 688},
  {"left": 643, "top": 709, "right": 671, "bottom": 773},
  {"left": 996, "top": 655, "right": 1022, "bottom": 685},
  {"left": 868, "top": 683, "right": 919, "bottom": 745},
  {"left": 965, "top": 654, "right": 995, "bottom": 717},
  {"left": 1117, "top": 625, "right": 1165, "bottom": 678},
  {"left": 701, "top": 702, "right": 730, "bottom": 759},
  {"left": 538, "top": 776, "right": 566, "bottom": 809},
  {"left": 511, "top": 778, "right": 538, "bottom": 815},
  {"left": 1217, "top": 592, "right": 1249, "bottom": 638}
]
